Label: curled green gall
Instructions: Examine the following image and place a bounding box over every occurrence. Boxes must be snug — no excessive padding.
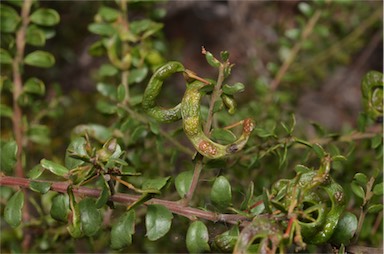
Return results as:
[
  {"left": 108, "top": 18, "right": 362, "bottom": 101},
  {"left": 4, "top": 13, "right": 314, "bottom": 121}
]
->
[
  {"left": 181, "top": 80, "right": 254, "bottom": 159},
  {"left": 142, "top": 61, "right": 185, "bottom": 123}
]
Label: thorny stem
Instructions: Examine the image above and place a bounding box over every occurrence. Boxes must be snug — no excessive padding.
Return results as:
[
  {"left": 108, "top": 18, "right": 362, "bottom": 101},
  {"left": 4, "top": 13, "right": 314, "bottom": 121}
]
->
[
  {"left": 184, "top": 62, "right": 227, "bottom": 205},
  {"left": 0, "top": 176, "right": 250, "bottom": 226},
  {"left": 270, "top": 9, "right": 322, "bottom": 91}
]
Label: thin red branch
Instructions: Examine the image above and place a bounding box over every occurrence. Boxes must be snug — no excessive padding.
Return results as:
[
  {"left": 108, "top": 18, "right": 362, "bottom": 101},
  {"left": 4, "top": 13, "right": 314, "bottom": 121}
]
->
[{"left": 0, "top": 176, "right": 250, "bottom": 226}]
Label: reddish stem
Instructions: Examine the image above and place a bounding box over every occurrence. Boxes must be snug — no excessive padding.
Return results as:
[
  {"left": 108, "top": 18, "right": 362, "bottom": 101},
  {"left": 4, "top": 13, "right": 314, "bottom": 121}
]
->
[{"left": 0, "top": 176, "right": 250, "bottom": 226}]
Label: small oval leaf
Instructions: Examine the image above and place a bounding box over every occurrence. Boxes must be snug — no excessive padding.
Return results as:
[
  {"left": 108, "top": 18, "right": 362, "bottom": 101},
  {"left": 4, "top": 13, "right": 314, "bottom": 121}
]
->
[
  {"left": 175, "top": 170, "right": 193, "bottom": 198},
  {"left": 0, "top": 4, "right": 21, "bottom": 33},
  {"left": 26, "top": 25, "right": 46, "bottom": 46},
  {"left": 0, "top": 48, "right": 13, "bottom": 64},
  {"left": 27, "top": 164, "right": 45, "bottom": 179},
  {"left": 222, "top": 82, "right": 245, "bottom": 95},
  {"left": 211, "top": 176, "right": 232, "bottom": 208},
  {"left": 65, "top": 136, "right": 87, "bottom": 169},
  {"left": 4, "top": 190, "right": 24, "bottom": 228},
  {"left": 330, "top": 212, "right": 358, "bottom": 245},
  {"left": 312, "top": 143, "right": 325, "bottom": 158},
  {"left": 95, "top": 180, "right": 111, "bottom": 208},
  {"left": 79, "top": 198, "right": 102, "bottom": 237},
  {"left": 353, "top": 173, "right": 368, "bottom": 185},
  {"left": 367, "top": 203, "right": 383, "bottom": 214},
  {"left": 146, "top": 204, "right": 173, "bottom": 241},
  {"left": 351, "top": 182, "right": 365, "bottom": 199},
  {"left": 50, "top": 193, "right": 69, "bottom": 222},
  {"left": 373, "top": 182, "right": 383, "bottom": 196},
  {"left": 88, "top": 23, "right": 115, "bottom": 36},
  {"left": 29, "top": 181, "right": 51, "bottom": 194},
  {"left": 0, "top": 140, "right": 18, "bottom": 174},
  {"left": 186, "top": 221, "right": 210, "bottom": 253},
  {"left": 40, "top": 159, "right": 69, "bottom": 177},
  {"left": 23, "top": 77, "right": 45, "bottom": 96},
  {"left": 128, "top": 67, "right": 148, "bottom": 84},
  {"left": 24, "top": 50, "right": 55, "bottom": 68},
  {"left": 98, "top": 6, "right": 120, "bottom": 22},
  {"left": 30, "top": 8, "right": 60, "bottom": 26},
  {"left": 142, "top": 176, "right": 171, "bottom": 191},
  {"left": 111, "top": 210, "right": 136, "bottom": 249}
]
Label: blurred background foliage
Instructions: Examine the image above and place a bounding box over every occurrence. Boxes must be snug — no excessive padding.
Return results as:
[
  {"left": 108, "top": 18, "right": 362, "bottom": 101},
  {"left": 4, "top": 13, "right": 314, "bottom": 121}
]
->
[{"left": 1, "top": 0, "right": 382, "bottom": 253}]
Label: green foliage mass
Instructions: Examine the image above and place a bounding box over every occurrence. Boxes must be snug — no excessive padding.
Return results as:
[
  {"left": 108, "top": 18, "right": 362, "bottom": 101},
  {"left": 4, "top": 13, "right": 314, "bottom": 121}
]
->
[{"left": 0, "top": 1, "right": 382, "bottom": 253}]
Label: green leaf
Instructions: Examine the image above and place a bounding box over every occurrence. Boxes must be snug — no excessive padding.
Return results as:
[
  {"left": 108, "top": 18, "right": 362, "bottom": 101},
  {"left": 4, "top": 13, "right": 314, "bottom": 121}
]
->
[
  {"left": 23, "top": 77, "right": 45, "bottom": 96},
  {"left": 332, "top": 155, "right": 346, "bottom": 162},
  {"left": 128, "top": 67, "right": 148, "bottom": 84},
  {"left": 211, "top": 176, "right": 232, "bottom": 208},
  {"left": 222, "top": 83, "right": 245, "bottom": 95},
  {"left": 4, "top": 190, "right": 24, "bottom": 228},
  {"left": 40, "top": 159, "right": 69, "bottom": 177},
  {"left": 0, "top": 104, "right": 13, "bottom": 118},
  {"left": 26, "top": 25, "right": 46, "bottom": 46},
  {"left": 298, "top": 2, "right": 313, "bottom": 17},
  {"left": 367, "top": 204, "right": 383, "bottom": 214},
  {"left": 117, "top": 84, "right": 126, "bottom": 102},
  {"left": 0, "top": 140, "right": 17, "bottom": 174},
  {"left": 27, "top": 164, "right": 45, "bottom": 179},
  {"left": 88, "top": 40, "right": 105, "bottom": 57},
  {"left": 50, "top": 193, "right": 69, "bottom": 222},
  {"left": 72, "top": 124, "right": 112, "bottom": 143},
  {"left": 0, "top": 48, "right": 13, "bottom": 64},
  {"left": 175, "top": 170, "right": 193, "bottom": 198},
  {"left": 330, "top": 212, "right": 358, "bottom": 245},
  {"left": 111, "top": 210, "right": 135, "bottom": 249},
  {"left": 353, "top": 173, "right": 368, "bottom": 185},
  {"left": 30, "top": 8, "right": 60, "bottom": 26},
  {"left": 96, "top": 100, "right": 117, "bottom": 114},
  {"left": 27, "top": 124, "right": 50, "bottom": 145},
  {"left": 312, "top": 143, "right": 325, "bottom": 158},
  {"left": 211, "top": 128, "right": 237, "bottom": 144},
  {"left": 88, "top": 23, "right": 115, "bottom": 36},
  {"left": 142, "top": 176, "right": 171, "bottom": 191},
  {"left": 130, "top": 125, "right": 148, "bottom": 143},
  {"left": 99, "top": 64, "right": 118, "bottom": 77},
  {"left": 213, "top": 225, "right": 239, "bottom": 252},
  {"left": 65, "top": 137, "right": 87, "bottom": 169},
  {"left": 240, "top": 181, "right": 254, "bottom": 210},
  {"left": 294, "top": 164, "right": 311, "bottom": 174},
  {"left": 79, "top": 198, "right": 102, "bottom": 237},
  {"left": 149, "top": 120, "right": 160, "bottom": 135},
  {"left": 95, "top": 180, "right": 111, "bottom": 208},
  {"left": 24, "top": 50, "right": 55, "bottom": 68},
  {"left": 97, "top": 82, "right": 117, "bottom": 99},
  {"left": 373, "top": 182, "right": 383, "bottom": 196},
  {"left": 186, "top": 221, "right": 210, "bottom": 253},
  {"left": 29, "top": 181, "right": 51, "bottom": 194},
  {"left": 351, "top": 182, "right": 365, "bottom": 199},
  {"left": 130, "top": 19, "right": 162, "bottom": 38},
  {"left": 98, "top": 6, "right": 120, "bottom": 22},
  {"left": 0, "top": 4, "right": 21, "bottom": 33},
  {"left": 371, "top": 134, "right": 382, "bottom": 149},
  {"left": 146, "top": 204, "right": 173, "bottom": 241},
  {"left": 285, "top": 28, "right": 300, "bottom": 40},
  {"left": 220, "top": 51, "right": 229, "bottom": 62},
  {"left": 254, "top": 127, "right": 276, "bottom": 138}
]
